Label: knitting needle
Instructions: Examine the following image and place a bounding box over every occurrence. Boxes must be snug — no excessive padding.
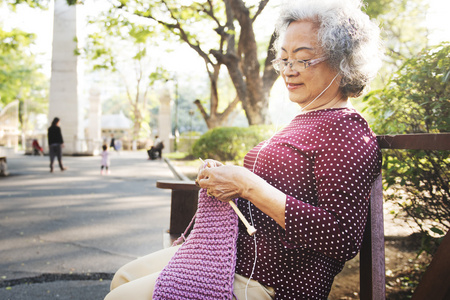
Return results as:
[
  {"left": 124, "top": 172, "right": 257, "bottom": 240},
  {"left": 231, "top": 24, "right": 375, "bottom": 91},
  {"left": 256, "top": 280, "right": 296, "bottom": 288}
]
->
[
  {"left": 228, "top": 201, "right": 257, "bottom": 236},
  {"left": 199, "top": 158, "right": 257, "bottom": 236}
]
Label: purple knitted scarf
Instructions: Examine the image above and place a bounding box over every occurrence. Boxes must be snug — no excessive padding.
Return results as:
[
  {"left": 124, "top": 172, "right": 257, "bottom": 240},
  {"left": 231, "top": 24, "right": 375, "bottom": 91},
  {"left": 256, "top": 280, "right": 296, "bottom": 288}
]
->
[{"left": 153, "top": 188, "right": 239, "bottom": 300}]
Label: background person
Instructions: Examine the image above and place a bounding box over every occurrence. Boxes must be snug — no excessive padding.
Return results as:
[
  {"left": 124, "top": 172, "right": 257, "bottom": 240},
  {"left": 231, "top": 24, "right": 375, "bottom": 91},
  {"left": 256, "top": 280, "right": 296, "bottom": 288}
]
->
[
  {"left": 147, "top": 135, "right": 164, "bottom": 160},
  {"left": 47, "top": 117, "right": 66, "bottom": 173},
  {"left": 105, "top": 0, "right": 383, "bottom": 299},
  {"left": 32, "top": 139, "right": 44, "bottom": 156},
  {"left": 109, "top": 134, "right": 117, "bottom": 151},
  {"left": 100, "top": 144, "right": 110, "bottom": 175}
]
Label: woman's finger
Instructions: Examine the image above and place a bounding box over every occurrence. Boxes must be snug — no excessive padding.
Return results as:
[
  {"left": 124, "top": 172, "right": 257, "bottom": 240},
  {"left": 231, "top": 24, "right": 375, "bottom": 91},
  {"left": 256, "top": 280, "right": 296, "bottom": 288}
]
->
[
  {"left": 205, "top": 159, "right": 223, "bottom": 168},
  {"left": 196, "top": 169, "right": 213, "bottom": 189}
]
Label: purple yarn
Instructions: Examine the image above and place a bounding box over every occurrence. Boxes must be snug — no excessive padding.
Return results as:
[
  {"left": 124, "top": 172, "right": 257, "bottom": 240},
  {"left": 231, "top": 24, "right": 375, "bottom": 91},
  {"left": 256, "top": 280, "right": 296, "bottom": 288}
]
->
[{"left": 153, "top": 188, "right": 239, "bottom": 300}]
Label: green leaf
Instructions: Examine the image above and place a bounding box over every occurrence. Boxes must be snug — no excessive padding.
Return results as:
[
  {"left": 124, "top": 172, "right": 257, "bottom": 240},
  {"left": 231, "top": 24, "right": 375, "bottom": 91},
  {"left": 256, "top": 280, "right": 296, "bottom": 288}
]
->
[{"left": 430, "top": 227, "right": 444, "bottom": 235}]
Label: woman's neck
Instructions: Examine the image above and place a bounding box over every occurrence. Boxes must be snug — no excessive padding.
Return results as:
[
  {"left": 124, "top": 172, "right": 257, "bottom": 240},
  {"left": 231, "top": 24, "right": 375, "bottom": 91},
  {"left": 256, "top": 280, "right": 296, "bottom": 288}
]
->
[{"left": 301, "top": 96, "right": 349, "bottom": 113}]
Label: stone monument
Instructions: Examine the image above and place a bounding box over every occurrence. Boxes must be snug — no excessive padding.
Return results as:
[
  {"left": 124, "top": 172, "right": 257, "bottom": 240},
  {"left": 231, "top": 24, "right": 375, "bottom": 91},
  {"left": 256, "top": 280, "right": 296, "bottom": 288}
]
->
[
  {"left": 48, "top": 0, "right": 83, "bottom": 155},
  {"left": 87, "top": 87, "right": 102, "bottom": 155}
]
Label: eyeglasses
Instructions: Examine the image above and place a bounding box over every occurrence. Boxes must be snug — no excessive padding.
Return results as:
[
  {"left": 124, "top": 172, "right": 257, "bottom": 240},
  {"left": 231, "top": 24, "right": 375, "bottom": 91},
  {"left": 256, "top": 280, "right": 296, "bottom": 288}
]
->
[{"left": 271, "top": 57, "right": 327, "bottom": 73}]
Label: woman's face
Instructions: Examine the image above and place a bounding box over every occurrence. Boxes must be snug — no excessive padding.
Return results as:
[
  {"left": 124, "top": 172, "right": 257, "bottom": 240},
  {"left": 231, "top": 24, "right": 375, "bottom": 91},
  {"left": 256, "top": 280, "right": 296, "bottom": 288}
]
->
[{"left": 280, "top": 20, "right": 342, "bottom": 109}]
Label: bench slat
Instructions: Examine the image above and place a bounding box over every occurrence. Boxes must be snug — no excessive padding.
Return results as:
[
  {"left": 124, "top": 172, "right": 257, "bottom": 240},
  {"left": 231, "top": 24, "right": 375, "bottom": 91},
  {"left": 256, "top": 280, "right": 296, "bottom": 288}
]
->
[{"left": 377, "top": 133, "right": 450, "bottom": 150}]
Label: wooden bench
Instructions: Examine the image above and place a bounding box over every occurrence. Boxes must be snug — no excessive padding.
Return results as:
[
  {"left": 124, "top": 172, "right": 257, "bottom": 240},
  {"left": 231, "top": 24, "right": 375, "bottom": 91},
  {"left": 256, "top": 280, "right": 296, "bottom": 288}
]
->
[
  {"left": 361, "top": 133, "right": 450, "bottom": 300},
  {"left": 157, "top": 133, "right": 450, "bottom": 299}
]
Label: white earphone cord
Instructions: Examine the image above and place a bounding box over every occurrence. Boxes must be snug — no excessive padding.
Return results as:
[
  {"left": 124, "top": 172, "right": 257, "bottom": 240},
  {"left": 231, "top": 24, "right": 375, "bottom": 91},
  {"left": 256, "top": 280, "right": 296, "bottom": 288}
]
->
[
  {"left": 300, "top": 73, "right": 339, "bottom": 112},
  {"left": 245, "top": 123, "right": 280, "bottom": 300}
]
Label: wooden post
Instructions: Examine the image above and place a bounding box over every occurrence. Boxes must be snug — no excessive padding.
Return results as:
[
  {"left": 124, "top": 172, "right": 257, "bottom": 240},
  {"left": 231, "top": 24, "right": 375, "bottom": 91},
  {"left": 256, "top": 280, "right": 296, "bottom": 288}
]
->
[
  {"left": 156, "top": 180, "right": 200, "bottom": 235},
  {"left": 360, "top": 175, "right": 385, "bottom": 300}
]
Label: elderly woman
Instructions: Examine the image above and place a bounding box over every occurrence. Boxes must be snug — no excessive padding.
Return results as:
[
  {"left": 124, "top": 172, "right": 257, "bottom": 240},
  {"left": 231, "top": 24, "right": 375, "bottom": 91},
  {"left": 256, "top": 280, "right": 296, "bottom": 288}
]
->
[{"left": 105, "top": 0, "right": 382, "bottom": 299}]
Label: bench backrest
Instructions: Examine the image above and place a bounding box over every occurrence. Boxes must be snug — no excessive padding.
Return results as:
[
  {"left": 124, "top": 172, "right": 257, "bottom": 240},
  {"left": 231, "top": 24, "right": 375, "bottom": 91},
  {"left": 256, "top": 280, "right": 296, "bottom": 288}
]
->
[{"left": 359, "top": 133, "right": 450, "bottom": 300}]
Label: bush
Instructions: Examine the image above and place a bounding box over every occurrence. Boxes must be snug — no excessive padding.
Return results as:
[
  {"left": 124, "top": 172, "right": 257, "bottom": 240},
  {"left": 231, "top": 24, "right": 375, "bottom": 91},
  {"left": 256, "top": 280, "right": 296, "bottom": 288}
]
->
[
  {"left": 363, "top": 42, "right": 450, "bottom": 251},
  {"left": 191, "top": 125, "right": 276, "bottom": 164}
]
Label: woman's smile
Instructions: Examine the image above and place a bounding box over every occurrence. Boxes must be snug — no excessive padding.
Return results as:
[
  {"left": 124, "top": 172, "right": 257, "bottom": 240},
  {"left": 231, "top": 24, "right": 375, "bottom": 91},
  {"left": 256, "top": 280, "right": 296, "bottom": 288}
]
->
[{"left": 286, "top": 82, "right": 304, "bottom": 90}]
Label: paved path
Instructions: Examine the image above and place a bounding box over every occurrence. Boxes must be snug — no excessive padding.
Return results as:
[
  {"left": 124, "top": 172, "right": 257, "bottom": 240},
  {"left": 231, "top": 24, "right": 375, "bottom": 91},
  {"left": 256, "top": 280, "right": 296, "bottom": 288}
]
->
[{"left": 0, "top": 151, "right": 176, "bottom": 299}]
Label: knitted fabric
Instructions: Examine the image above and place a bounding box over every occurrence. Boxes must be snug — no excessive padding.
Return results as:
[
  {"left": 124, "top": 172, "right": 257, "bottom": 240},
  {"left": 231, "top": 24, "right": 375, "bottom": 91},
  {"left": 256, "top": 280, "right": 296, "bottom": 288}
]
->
[{"left": 153, "top": 188, "right": 239, "bottom": 300}]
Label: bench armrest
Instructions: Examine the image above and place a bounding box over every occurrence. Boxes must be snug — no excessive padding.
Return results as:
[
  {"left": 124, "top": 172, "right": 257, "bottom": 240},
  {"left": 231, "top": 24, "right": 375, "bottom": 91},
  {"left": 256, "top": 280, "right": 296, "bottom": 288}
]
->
[{"left": 156, "top": 180, "right": 199, "bottom": 191}]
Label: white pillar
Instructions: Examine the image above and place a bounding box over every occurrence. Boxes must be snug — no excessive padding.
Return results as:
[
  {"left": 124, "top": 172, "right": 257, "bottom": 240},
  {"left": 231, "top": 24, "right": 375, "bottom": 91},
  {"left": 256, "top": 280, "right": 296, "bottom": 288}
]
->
[
  {"left": 48, "top": 0, "right": 82, "bottom": 155},
  {"left": 87, "top": 87, "right": 102, "bottom": 155},
  {"left": 158, "top": 87, "right": 172, "bottom": 153}
]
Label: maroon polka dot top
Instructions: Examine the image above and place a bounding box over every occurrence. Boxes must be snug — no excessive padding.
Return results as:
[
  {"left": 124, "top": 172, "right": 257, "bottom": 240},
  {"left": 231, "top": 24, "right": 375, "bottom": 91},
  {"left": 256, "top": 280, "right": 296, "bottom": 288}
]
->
[{"left": 235, "top": 108, "right": 381, "bottom": 299}]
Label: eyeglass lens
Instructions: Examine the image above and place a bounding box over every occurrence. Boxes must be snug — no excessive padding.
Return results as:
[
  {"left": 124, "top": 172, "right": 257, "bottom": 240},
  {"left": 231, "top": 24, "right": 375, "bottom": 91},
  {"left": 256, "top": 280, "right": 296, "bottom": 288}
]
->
[{"left": 274, "top": 60, "right": 308, "bottom": 72}]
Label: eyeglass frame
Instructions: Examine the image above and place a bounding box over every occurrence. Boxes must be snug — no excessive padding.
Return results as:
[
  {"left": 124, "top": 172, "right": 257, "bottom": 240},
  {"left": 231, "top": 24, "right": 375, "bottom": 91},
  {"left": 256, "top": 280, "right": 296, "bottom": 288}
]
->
[{"left": 271, "top": 57, "right": 327, "bottom": 73}]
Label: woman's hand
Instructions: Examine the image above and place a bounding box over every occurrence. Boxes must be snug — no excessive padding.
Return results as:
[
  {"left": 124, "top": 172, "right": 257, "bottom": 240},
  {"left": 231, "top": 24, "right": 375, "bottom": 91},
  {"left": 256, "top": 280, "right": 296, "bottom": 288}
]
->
[
  {"left": 195, "top": 159, "right": 223, "bottom": 187},
  {"left": 196, "top": 159, "right": 287, "bottom": 229},
  {"left": 196, "top": 164, "right": 251, "bottom": 202}
]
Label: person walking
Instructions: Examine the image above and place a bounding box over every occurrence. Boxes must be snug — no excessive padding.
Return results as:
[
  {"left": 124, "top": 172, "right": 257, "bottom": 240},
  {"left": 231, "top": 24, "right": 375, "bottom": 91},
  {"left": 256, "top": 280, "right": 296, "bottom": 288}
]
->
[
  {"left": 47, "top": 117, "right": 66, "bottom": 173},
  {"left": 100, "top": 144, "right": 111, "bottom": 175}
]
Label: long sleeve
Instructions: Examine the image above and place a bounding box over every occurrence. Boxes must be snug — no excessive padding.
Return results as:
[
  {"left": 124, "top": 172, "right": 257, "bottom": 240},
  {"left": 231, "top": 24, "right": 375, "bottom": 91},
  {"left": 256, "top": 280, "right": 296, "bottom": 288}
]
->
[{"left": 282, "top": 112, "right": 380, "bottom": 261}]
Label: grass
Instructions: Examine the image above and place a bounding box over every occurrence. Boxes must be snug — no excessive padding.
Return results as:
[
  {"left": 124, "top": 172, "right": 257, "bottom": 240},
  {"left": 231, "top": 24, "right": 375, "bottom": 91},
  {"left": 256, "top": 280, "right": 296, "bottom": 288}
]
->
[{"left": 164, "top": 152, "right": 192, "bottom": 160}]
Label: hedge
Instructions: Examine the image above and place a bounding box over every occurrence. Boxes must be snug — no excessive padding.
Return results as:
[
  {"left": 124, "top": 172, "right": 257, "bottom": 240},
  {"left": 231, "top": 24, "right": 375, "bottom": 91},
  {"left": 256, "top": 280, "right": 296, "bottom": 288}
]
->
[{"left": 191, "top": 125, "right": 277, "bottom": 164}]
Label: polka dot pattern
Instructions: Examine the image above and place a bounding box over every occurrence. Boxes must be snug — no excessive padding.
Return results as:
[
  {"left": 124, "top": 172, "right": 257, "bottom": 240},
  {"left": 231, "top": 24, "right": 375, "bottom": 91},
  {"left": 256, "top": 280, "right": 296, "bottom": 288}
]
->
[{"left": 236, "top": 108, "right": 381, "bottom": 299}]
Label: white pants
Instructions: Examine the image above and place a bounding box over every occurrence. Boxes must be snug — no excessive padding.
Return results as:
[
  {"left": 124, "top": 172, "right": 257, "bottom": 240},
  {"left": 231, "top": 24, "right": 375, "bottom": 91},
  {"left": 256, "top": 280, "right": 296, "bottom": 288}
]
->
[{"left": 105, "top": 246, "right": 275, "bottom": 300}]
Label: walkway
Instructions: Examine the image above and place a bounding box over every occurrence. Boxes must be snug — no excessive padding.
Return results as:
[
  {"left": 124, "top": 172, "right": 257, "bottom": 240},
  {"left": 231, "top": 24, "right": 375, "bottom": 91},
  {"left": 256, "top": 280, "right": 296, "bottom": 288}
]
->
[{"left": 0, "top": 151, "right": 176, "bottom": 299}]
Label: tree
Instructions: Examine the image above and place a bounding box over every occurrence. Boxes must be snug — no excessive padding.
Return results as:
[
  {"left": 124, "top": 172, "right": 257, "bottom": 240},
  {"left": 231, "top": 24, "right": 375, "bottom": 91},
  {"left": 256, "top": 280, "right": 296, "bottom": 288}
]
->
[
  {"left": 0, "top": 27, "right": 48, "bottom": 127},
  {"left": 83, "top": 24, "right": 158, "bottom": 141},
  {"left": 364, "top": 0, "right": 429, "bottom": 87},
  {"left": 0, "top": 0, "right": 80, "bottom": 134},
  {"left": 90, "top": 0, "right": 433, "bottom": 128},
  {"left": 363, "top": 43, "right": 450, "bottom": 246},
  {"left": 93, "top": 0, "right": 279, "bottom": 128}
]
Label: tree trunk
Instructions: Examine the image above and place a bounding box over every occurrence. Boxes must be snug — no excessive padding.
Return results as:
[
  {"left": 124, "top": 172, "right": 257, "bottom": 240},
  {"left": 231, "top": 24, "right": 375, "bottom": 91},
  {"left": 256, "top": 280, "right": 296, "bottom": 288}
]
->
[{"left": 227, "top": 0, "right": 278, "bottom": 125}]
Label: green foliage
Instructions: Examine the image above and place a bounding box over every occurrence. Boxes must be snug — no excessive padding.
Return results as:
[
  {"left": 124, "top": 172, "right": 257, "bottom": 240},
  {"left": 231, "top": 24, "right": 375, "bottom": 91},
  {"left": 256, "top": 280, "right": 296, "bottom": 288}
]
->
[
  {"left": 0, "top": 0, "right": 78, "bottom": 9},
  {"left": 0, "top": 27, "right": 47, "bottom": 113},
  {"left": 0, "top": 0, "right": 48, "bottom": 9},
  {"left": 364, "top": 43, "right": 450, "bottom": 133},
  {"left": 364, "top": 0, "right": 429, "bottom": 92},
  {"left": 363, "top": 0, "right": 395, "bottom": 19},
  {"left": 192, "top": 125, "right": 276, "bottom": 164},
  {"left": 364, "top": 43, "right": 450, "bottom": 247}
]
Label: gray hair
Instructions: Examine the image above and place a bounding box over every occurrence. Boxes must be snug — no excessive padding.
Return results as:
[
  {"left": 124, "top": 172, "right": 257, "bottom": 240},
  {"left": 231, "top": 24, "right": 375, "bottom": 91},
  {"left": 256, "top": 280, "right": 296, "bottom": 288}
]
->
[{"left": 274, "top": 0, "right": 383, "bottom": 98}]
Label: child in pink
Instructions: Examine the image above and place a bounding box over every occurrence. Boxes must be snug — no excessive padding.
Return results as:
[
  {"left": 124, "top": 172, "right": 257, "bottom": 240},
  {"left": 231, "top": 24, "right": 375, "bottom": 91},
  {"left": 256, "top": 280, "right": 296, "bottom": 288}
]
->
[{"left": 101, "top": 144, "right": 110, "bottom": 175}]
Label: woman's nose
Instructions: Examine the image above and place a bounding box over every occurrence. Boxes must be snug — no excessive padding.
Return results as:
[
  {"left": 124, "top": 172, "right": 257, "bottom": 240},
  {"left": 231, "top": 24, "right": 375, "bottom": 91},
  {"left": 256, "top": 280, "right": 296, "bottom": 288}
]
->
[{"left": 283, "top": 63, "right": 299, "bottom": 76}]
